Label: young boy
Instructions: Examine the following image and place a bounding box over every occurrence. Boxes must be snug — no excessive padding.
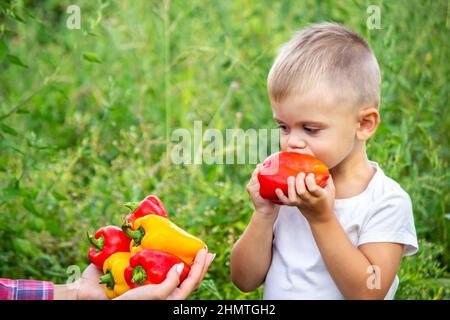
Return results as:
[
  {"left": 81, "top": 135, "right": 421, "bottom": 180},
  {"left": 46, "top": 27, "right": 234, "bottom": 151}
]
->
[{"left": 230, "top": 23, "right": 418, "bottom": 299}]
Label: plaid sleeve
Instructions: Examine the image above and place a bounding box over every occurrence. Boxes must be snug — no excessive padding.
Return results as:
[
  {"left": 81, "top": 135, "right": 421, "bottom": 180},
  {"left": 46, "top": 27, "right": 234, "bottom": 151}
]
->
[{"left": 0, "top": 278, "right": 54, "bottom": 300}]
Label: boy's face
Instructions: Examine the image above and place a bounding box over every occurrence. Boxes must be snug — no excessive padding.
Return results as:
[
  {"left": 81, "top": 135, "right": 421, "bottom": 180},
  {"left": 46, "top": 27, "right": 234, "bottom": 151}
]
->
[{"left": 271, "top": 87, "right": 360, "bottom": 170}]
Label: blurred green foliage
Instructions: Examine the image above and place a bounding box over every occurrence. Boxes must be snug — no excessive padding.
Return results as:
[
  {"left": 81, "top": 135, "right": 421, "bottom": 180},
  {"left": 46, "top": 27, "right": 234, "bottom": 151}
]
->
[{"left": 0, "top": 0, "right": 448, "bottom": 299}]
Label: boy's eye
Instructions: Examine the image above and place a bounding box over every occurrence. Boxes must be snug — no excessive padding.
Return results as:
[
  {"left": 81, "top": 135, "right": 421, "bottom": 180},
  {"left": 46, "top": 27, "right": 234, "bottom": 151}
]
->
[
  {"left": 304, "top": 126, "right": 320, "bottom": 134},
  {"left": 277, "top": 124, "right": 288, "bottom": 131}
]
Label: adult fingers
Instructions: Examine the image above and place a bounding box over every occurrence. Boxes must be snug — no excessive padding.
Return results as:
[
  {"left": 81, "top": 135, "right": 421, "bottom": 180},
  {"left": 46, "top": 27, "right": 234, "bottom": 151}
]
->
[
  {"left": 167, "top": 248, "right": 208, "bottom": 300},
  {"left": 193, "top": 252, "right": 216, "bottom": 291},
  {"left": 115, "top": 263, "right": 182, "bottom": 300}
]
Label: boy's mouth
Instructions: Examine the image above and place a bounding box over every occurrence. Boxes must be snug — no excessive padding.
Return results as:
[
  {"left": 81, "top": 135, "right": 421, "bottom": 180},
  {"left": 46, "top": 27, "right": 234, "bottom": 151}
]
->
[{"left": 286, "top": 149, "right": 314, "bottom": 157}]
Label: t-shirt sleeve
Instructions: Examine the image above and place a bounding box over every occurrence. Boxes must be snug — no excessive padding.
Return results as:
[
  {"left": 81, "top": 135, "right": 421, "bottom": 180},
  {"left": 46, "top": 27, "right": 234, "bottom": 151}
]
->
[{"left": 357, "top": 191, "right": 419, "bottom": 256}]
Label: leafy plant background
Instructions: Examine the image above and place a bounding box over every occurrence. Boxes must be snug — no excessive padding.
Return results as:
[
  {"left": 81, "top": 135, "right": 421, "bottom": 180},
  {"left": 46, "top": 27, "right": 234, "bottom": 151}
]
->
[{"left": 0, "top": 0, "right": 448, "bottom": 299}]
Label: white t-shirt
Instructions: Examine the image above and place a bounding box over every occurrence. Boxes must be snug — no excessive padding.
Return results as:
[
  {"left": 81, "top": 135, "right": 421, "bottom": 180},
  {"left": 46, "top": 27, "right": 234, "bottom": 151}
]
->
[{"left": 263, "top": 161, "right": 418, "bottom": 300}]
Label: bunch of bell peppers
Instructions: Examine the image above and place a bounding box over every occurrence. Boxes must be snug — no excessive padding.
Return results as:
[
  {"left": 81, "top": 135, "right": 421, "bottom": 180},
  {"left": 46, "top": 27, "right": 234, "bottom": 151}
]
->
[{"left": 87, "top": 195, "right": 206, "bottom": 299}]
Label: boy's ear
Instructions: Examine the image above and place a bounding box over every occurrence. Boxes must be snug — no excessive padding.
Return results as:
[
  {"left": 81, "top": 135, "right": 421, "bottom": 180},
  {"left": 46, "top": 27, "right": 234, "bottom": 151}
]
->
[{"left": 356, "top": 107, "right": 380, "bottom": 141}]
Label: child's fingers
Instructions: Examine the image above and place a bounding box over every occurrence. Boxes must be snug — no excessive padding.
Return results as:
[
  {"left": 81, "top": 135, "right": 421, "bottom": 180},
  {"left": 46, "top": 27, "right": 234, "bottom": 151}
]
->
[
  {"left": 295, "top": 172, "right": 310, "bottom": 200},
  {"left": 246, "top": 179, "right": 260, "bottom": 195},
  {"left": 275, "top": 188, "right": 289, "bottom": 204},
  {"left": 324, "top": 174, "right": 335, "bottom": 192},
  {"left": 287, "top": 176, "right": 299, "bottom": 203},
  {"left": 250, "top": 164, "right": 263, "bottom": 181},
  {"left": 247, "top": 165, "right": 262, "bottom": 193},
  {"left": 305, "top": 173, "right": 323, "bottom": 197}
]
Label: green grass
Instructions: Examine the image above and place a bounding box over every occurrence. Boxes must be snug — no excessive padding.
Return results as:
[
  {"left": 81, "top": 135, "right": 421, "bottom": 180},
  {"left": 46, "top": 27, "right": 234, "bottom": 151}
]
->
[{"left": 0, "top": 0, "right": 449, "bottom": 299}]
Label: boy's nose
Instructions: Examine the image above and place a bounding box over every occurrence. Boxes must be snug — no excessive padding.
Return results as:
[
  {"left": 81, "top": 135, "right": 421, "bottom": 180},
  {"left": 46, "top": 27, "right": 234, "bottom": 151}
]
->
[{"left": 287, "top": 136, "right": 307, "bottom": 151}]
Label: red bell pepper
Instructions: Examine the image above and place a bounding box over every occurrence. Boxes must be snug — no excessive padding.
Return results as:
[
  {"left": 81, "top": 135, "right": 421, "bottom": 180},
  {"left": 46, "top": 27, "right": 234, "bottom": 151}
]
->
[
  {"left": 258, "top": 151, "right": 330, "bottom": 204},
  {"left": 124, "top": 195, "right": 168, "bottom": 224},
  {"left": 124, "top": 249, "right": 190, "bottom": 288},
  {"left": 87, "top": 226, "right": 131, "bottom": 269}
]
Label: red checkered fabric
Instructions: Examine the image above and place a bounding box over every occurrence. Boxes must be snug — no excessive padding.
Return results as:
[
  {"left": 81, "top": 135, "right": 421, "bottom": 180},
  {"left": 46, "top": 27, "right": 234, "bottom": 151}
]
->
[{"left": 0, "top": 278, "right": 54, "bottom": 300}]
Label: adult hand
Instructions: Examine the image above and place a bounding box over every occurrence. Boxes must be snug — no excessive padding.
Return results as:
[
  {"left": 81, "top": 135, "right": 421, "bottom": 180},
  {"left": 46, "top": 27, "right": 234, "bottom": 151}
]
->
[
  {"left": 76, "top": 263, "right": 108, "bottom": 300},
  {"left": 115, "top": 247, "right": 214, "bottom": 300}
]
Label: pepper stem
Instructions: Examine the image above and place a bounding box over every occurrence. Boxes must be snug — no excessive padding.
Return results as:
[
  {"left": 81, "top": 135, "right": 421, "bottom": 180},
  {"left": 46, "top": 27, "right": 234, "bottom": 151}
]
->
[
  {"left": 124, "top": 202, "right": 140, "bottom": 213},
  {"left": 121, "top": 224, "right": 145, "bottom": 246},
  {"left": 131, "top": 266, "right": 147, "bottom": 285},
  {"left": 87, "top": 232, "right": 104, "bottom": 252},
  {"left": 99, "top": 271, "right": 115, "bottom": 289}
]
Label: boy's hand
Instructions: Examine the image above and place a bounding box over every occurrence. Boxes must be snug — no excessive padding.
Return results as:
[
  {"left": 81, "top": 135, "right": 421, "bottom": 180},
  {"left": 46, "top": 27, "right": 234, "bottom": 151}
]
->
[
  {"left": 247, "top": 164, "right": 280, "bottom": 218},
  {"left": 275, "top": 172, "right": 335, "bottom": 224}
]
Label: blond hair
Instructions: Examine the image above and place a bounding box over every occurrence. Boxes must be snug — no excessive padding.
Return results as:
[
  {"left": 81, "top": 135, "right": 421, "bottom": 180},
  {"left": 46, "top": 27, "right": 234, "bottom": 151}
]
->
[{"left": 267, "top": 22, "right": 381, "bottom": 110}]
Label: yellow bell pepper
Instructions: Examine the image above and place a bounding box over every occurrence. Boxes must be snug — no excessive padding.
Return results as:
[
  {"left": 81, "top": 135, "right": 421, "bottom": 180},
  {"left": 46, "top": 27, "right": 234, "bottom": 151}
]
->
[
  {"left": 122, "top": 215, "right": 206, "bottom": 265},
  {"left": 99, "top": 252, "right": 131, "bottom": 299}
]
